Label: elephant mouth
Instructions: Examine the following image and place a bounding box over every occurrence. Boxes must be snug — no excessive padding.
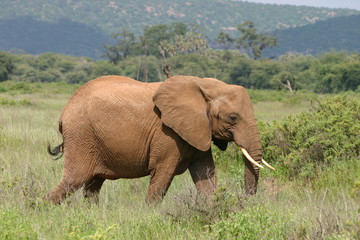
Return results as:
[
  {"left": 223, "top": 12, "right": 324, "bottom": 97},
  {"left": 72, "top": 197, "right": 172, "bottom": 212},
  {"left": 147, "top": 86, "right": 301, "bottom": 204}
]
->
[{"left": 240, "top": 147, "right": 275, "bottom": 170}]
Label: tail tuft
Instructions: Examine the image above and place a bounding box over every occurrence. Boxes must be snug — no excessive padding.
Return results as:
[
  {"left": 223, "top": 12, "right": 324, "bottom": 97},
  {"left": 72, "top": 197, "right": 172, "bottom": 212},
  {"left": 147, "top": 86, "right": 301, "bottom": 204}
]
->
[{"left": 47, "top": 143, "right": 64, "bottom": 160}]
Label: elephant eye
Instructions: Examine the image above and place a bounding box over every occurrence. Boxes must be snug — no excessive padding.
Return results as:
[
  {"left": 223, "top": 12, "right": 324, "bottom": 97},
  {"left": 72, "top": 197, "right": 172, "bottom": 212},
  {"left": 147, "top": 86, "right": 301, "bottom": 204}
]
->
[{"left": 228, "top": 114, "right": 239, "bottom": 124}]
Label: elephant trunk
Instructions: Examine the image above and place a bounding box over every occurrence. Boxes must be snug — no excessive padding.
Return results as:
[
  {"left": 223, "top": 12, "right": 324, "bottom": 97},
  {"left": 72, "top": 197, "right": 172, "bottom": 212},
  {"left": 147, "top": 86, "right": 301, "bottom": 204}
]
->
[
  {"left": 243, "top": 146, "right": 262, "bottom": 195},
  {"left": 235, "top": 124, "right": 263, "bottom": 195}
]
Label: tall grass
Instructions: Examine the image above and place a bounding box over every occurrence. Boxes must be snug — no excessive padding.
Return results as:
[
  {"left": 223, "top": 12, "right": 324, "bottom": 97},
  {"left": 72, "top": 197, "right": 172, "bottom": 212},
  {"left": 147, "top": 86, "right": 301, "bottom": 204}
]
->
[{"left": 0, "top": 85, "right": 358, "bottom": 239}]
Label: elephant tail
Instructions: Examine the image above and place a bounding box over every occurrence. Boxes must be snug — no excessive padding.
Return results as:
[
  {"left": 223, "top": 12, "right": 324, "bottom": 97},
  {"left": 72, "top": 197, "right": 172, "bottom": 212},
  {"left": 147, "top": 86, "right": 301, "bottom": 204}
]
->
[
  {"left": 48, "top": 142, "right": 64, "bottom": 160},
  {"left": 48, "top": 121, "right": 64, "bottom": 160}
]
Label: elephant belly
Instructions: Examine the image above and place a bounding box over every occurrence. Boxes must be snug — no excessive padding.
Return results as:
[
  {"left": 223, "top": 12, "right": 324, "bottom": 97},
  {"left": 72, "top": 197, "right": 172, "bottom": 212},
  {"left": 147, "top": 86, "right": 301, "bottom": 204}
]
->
[
  {"left": 97, "top": 140, "right": 153, "bottom": 179},
  {"left": 99, "top": 159, "right": 151, "bottom": 179}
]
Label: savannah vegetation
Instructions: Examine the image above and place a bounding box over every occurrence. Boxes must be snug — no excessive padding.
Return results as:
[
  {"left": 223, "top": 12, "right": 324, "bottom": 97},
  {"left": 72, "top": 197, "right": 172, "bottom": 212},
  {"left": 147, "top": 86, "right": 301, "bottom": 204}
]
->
[
  {"left": 0, "top": 16, "right": 359, "bottom": 240},
  {"left": 0, "top": 81, "right": 359, "bottom": 239}
]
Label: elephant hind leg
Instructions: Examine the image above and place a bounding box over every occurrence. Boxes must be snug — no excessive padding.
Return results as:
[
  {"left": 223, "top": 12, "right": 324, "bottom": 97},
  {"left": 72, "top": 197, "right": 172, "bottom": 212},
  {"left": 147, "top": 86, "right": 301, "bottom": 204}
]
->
[
  {"left": 47, "top": 161, "right": 95, "bottom": 204},
  {"left": 47, "top": 176, "right": 88, "bottom": 204},
  {"left": 83, "top": 176, "right": 105, "bottom": 204}
]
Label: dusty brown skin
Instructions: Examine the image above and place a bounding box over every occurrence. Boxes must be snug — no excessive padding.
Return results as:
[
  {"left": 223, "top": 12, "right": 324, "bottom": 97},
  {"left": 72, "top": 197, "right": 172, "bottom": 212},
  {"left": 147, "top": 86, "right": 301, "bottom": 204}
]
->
[{"left": 47, "top": 75, "right": 262, "bottom": 204}]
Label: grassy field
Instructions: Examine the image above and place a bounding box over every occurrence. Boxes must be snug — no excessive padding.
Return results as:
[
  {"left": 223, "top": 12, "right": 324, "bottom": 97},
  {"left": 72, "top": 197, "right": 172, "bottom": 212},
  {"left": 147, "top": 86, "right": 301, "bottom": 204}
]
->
[{"left": 0, "top": 82, "right": 359, "bottom": 239}]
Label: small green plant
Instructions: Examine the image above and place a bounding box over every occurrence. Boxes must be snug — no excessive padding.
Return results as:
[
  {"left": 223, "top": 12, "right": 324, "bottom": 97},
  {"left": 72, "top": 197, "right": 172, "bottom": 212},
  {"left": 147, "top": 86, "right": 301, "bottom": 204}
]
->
[
  {"left": 67, "top": 224, "right": 119, "bottom": 240},
  {"left": 0, "top": 97, "right": 32, "bottom": 106},
  {"left": 0, "top": 209, "right": 38, "bottom": 239},
  {"left": 209, "top": 205, "right": 289, "bottom": 239}
]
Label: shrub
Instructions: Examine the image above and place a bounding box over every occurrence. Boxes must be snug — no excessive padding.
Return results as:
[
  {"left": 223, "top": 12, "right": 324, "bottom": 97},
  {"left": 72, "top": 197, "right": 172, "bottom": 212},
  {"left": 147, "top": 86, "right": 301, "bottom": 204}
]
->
[
  {"left": 65, "top": 71, "right": 89, "bottom": 84},
  {"left": 0, "top": 52, "right": 15, "bottom": 82},
  {"left": 91, "top": 61, "right": 122, "bottom": 79},
  {"left": 261, "top": 96, "right": 360, "bottom": 179}
]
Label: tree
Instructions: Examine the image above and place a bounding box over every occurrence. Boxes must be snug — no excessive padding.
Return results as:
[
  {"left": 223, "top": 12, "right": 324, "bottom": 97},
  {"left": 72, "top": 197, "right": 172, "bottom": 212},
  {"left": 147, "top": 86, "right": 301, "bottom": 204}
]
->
[
  {"left": 227, "top": 56, "right": 253, "bottom": 86},
  {"left": 270, "top": 71, "right": 296, "bottom": 93},
  {"left": 141, "top": 23, "right": 188, "bottom": 57},
  {"left": 159, "top": 32, "right": 209, "bottom": 57},
  {"left": 0, "top": 52, "right": 15, "bottom": 81},
  {"left": 216, "top": 32, "right": 235, "bottom": 50},
  {"left": 236, "top": 21, "right": 278, "bottom": 60},
  {"left": 103, "top": 29, "right": 136, "bottom": 64}
]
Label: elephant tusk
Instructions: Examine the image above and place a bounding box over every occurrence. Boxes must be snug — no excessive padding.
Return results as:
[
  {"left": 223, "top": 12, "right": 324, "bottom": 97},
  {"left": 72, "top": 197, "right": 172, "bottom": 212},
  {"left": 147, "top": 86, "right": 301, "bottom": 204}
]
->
[
  {"left": 240, "top": 147, "right": 264, "bottom": 169},
  {"left": 262, "top": 159, "right": 276, "bottom": 170}
]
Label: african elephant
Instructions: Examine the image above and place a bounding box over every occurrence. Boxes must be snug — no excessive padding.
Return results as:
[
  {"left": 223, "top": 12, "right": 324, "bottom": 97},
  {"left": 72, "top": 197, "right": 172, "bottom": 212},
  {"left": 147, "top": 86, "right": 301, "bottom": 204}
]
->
[{"left": 47, "top": 75, "right": 273, "bottom": 204}]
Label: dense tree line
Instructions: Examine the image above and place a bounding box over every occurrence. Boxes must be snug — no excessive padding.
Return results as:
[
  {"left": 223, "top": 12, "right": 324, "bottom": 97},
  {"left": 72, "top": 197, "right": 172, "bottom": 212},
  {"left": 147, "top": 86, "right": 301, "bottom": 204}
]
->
[{"left": 1, "top": 49, "right": 359, "bottom": 93}]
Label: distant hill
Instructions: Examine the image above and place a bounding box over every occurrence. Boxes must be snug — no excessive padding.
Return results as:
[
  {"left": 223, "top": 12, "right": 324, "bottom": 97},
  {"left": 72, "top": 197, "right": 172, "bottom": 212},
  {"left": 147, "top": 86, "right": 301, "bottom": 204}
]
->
[
  {"left": 0, "top": 0, "right": 358, "bottom": 38},
  {"left": 264, "top": 15, "right": 360, "bottom": 57},
  {"left": 0, "top": 17, "right": 108, "bottom": 59},
  {"left": 0, "top": 0, "right": 359, "bottom": 58}
]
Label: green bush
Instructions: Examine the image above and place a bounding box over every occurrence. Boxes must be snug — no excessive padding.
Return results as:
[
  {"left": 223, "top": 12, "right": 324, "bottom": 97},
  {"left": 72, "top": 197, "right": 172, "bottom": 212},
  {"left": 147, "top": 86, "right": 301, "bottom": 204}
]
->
[
  {"left": 65, "top": 71, "right": 89, "bottom": 84},
  {"left": 261, "top": 96, "right": 360, "bottom": 179},
  {"left": 91, "top": 61, "right": 122, "bottom": 79},
  {"left": 0, "top": 51, "right": 15, "bottom": 82}
]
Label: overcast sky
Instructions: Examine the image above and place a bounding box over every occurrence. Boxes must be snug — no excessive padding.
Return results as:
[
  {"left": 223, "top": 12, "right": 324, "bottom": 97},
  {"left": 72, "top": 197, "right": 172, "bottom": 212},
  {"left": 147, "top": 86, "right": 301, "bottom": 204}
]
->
[{"left": 242, "top": 0, "right": 360, "bottom": 10}]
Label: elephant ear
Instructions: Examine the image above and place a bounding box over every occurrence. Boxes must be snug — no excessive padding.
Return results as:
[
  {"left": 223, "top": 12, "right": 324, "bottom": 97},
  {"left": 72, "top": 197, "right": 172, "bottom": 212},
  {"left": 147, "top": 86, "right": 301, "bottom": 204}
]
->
[{"left": 153, "top": 75, "right": 212, "bottom": 152}]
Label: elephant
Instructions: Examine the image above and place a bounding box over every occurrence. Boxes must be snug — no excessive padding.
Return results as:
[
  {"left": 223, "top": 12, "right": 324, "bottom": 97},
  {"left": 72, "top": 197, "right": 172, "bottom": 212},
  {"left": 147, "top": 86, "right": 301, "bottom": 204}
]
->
[{"left": 47, "top": 75, "right": 274, "bottom": 204}]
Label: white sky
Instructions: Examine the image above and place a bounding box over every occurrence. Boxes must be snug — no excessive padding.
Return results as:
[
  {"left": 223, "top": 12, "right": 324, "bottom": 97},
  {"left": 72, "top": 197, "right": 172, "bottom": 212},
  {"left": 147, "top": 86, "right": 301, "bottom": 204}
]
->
[{"left": 242, "top": 0, "right": 360, "bottom": 10}]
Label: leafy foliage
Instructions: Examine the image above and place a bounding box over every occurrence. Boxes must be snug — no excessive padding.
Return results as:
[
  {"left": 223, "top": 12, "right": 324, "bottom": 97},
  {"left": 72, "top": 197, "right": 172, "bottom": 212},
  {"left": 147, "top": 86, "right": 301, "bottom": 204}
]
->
[
  {"left": 0, "top": 52, "right": 14, "bottom": 82},
  {"left": 261, "top": 96, "right": 360, "bottom": 179},
  {"left": 102, "top": 29, "right": 136, "bottom": 64},
  {"left": 2, "top": 49, "right": 360, "bottom": 93},
  {"left": 236, "top": 21, "right": 278, "bottom": 60},
  {"left": 314, "top": 52, "right": 360, "bottom": 93}
]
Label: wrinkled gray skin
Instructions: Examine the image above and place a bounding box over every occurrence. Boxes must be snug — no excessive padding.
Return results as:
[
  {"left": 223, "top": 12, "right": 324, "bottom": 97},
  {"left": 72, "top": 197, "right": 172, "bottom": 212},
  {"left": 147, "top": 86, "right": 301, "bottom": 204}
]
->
[{"left": 47, "top": 75, "right": 262, "bottom": 204}]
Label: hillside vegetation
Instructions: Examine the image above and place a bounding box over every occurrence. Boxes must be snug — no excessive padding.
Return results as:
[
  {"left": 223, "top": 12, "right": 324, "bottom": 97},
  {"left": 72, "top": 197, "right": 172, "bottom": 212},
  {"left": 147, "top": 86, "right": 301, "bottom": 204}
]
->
[
  {"left": 0, "top": 1, "right": 359, "bottom": 58},
  {"left": 0, "top": 0, "right": 357, "bottom": 38},
  {"left": 265, "top": 15, "right": 360, "bottom": 56},
  {"left": 0, "top": 17, "right": 107, "bottom": 59}
]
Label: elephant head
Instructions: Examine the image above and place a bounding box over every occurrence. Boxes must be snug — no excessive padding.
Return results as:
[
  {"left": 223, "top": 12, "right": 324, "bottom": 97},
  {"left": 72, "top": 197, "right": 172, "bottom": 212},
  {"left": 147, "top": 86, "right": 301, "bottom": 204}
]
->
[{"left": 153, "top": 75, "right": 273, "bottom": 195}]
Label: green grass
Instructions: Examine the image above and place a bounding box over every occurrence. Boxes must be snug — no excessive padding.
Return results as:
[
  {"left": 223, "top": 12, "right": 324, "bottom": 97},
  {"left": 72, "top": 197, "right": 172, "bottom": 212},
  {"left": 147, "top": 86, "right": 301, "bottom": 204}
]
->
[{"left": 0, "top": 84, "right": 359, "bottom": 239}]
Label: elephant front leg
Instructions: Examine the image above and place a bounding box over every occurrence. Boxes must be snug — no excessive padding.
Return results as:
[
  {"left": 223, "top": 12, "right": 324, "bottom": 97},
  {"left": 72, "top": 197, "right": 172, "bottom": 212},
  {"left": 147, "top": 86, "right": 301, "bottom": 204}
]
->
[
  {"left": 145, "top": 168, "right": 175, "bottom": 204},
  {"left": 188, "top": 151, "right": 217, "bottom": 197}
]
